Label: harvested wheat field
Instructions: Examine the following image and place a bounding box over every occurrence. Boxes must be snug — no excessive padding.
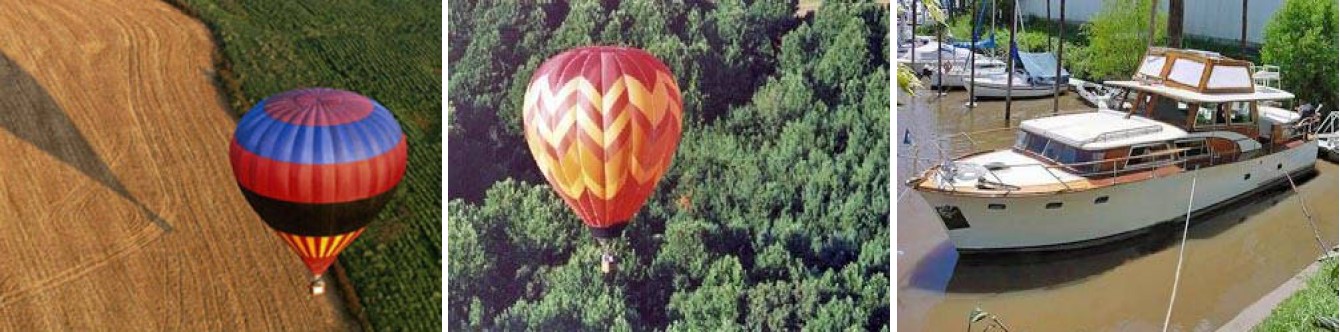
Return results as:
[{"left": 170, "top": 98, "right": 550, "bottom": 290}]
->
[{"left": 0, "top": 0, "right": 355, "bottom": 330}]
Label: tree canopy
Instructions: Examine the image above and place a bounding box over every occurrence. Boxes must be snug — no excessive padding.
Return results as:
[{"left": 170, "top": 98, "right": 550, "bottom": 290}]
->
[
  {"left": 1261, "top": 0, "right": 1339, "bottom": 110},
  {"left": 1076, "top": 0, "right": 1167, "bottom": 80},
  {"left": 449, "top": 1, "right": 889, "bottom": 330}
]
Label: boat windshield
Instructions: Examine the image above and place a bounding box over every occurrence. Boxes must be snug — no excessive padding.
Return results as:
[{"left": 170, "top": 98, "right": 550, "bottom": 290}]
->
[{"left": 1015, "top": 131, "right": 1101, "bottom": 173}]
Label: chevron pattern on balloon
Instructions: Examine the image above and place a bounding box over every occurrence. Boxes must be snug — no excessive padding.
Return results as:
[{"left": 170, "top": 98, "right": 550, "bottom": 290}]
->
[{"left": 522, "top": 70, "right": 683, "bottom": 228}]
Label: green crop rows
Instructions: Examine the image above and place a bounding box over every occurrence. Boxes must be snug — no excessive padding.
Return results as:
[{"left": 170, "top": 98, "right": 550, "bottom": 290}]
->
[{"left": 165, "top": 1, "right": 441, "bottom": 330}]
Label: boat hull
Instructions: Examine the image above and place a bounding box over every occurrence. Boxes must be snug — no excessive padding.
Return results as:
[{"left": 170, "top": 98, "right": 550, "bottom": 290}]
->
[
  {"left": 925, "top": 68, "right": 1008, "bottom": 88},
  {"left": 969, "top": 78, "right": 1063, "bottom": 98},
  {"left": 916, "top": 141, "right": 1319, "bottom": 253}
]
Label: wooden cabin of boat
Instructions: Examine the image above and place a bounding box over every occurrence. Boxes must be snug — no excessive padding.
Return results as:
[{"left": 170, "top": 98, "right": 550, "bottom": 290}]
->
[{"left": 1106, "top": 48, "right": 1310, "bottom": 155}]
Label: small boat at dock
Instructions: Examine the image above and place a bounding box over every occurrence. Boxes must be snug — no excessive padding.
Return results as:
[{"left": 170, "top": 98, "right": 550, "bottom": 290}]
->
[{"left": 968, "top": 50, "right": 1069, "bottom": 99}]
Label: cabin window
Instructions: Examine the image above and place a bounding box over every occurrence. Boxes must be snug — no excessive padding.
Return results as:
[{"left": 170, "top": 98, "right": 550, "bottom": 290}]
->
[
  {"left": 1094, "top": 196, "right": 1110, "bottom": 204},
  {"left": 1229, "top": 102, "right": 1254, "bottom": 124},
  {"left": 1194, "top": 103, "right": 1230, "bottom": 127},
  {"left": 1174, "top": 139, "right": 1208, "bottom": 159},
  {"left": 988, "top": 204, "right": 1006, "bottom": 210},
  {"left": 1039, "top": 142, "right": 1099, "bottom": 173},
  {"left": 1151, "top": 96, "right": 1189, "bottom": 125},
  {"left": 1045, "top": 202, "right": 1063, "bottom": 209},
  {"left": 1127, "top": 93, "right": 1154, "bottom": 113},
  {"left": 1124, "top": 143, "right": 1172, "bottom": 170},
  {"left": 1041, "top": 142, "right": 1072, "bottom": 162},
  {"left": 1016, "top": 131, "right": 1047, "bottom": 155}
]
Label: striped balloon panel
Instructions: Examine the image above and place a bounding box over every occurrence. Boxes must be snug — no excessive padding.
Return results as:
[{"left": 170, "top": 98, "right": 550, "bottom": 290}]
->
[
  {"left": 275, "top": 228, "right": 365, "bottom": 276},
  {"left": 522, "top": 46, "right": 683, "bottom": 234}
]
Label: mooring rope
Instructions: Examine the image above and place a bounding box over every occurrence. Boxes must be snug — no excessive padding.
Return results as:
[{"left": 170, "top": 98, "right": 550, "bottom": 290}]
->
[
  {"left": 1162, "top": 168, "right": 1199, "bottom": 332},
  {"left": 1282, "top": 169, "right": 1331, "bottom": 254}
]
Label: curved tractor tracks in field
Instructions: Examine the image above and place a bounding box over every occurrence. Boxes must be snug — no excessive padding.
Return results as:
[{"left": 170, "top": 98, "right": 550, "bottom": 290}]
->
[{"left": 0, "top": 1, "right": 355, "bottom": 329}]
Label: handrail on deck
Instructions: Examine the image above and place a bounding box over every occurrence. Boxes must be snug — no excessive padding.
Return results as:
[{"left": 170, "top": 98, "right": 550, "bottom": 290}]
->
[
  {"left": 918, "top": 146, "right": 1237, "bottom": 193},
  {"left": 1087, "top": 124, "right": 1163, "bottom": 144}
]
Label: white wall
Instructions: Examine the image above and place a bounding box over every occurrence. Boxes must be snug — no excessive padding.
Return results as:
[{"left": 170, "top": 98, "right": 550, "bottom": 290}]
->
[{"left": 1016, "top": 0, "right": 1283, "bottom": 44}]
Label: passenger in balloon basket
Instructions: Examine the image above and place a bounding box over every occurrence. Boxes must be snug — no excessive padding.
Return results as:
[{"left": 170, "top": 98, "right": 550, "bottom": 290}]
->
[
  {"left": 522, "top": 46, "right": 684, "bottom": 275},
  {"left": 230, "top": 87, "right": 409, "bottom": 294}
]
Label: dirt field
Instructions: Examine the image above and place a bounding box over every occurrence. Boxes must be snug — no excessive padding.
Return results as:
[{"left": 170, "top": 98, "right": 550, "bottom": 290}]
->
[{"left": 0, "top": 0, "right": 355, "bottom": 330}]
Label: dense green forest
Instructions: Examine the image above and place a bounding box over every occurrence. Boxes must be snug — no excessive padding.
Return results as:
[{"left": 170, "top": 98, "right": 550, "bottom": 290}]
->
[
  {"left": 449, "top": 1, "right": 890, "bottom": 330},
  {"left": 166, "top": 1, "right": 441, "bottom": 330}
]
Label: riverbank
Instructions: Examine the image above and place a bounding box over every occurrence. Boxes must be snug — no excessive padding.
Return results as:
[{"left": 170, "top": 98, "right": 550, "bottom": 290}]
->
[{"left": 1220, "top": 253, "right": 1338, "bottom": 331}]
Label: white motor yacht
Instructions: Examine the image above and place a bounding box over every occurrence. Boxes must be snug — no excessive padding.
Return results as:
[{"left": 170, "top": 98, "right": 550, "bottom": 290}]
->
[{"left": 910, "top": 48, "right": 1318, "bottom": 253}]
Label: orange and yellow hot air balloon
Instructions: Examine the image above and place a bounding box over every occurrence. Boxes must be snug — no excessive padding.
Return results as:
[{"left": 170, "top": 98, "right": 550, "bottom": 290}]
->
[{"left": 522, "top": 46, "right": 683, "bottom": 272}]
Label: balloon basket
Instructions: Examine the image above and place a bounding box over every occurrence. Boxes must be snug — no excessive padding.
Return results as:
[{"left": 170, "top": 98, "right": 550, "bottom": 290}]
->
[
  {"left": 310, "top": 276, "right": 326, "bottom": 296},
  {"left": 600, "top": 252, "right": 616, "bottom": 274}
]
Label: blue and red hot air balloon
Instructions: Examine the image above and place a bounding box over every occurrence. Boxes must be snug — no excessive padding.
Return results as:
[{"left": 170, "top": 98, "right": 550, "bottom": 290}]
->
[{"left": 229, "top": 88, "right": 407, "bottom": 293}]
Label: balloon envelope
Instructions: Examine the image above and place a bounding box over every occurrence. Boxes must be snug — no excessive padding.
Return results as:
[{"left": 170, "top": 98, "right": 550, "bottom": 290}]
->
[
  {"left": 522, "top": 46, "right": 683, "bottom": 238},
  {"left": 229, "top": 88, "right": 407, "bottom": 276}
]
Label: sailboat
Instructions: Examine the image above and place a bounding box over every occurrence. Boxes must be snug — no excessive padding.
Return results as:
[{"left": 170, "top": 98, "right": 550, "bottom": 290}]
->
[
  {"left": 906, "top": 0, "right": 1009, "bottom": 88},
  {"left": 968, "top": 48, "right": 1070, "bottom": 98}
]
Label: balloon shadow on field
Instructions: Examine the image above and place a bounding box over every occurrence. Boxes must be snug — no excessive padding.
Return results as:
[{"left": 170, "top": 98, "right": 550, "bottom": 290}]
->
[{"left": 0, "top": 52, "right": 171, "bottom": 231}]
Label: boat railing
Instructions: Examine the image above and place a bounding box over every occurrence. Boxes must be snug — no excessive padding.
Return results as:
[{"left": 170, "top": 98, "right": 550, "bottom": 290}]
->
[
  {"left": 1086, "top": 124, "right": 1163, "bottom": 145},
  {"left": 1252, "top": 64, "right": 1281, "bottom": 89},
  {"left": 1313, "top": 106, "right": 1337, "bottom": 136},
  {"left": 918, "top": 146, "right": 1240, "bottom": 194}
]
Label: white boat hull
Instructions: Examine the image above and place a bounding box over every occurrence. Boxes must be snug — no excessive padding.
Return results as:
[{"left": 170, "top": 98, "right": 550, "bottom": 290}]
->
[
  {"left": 917, "top": 141, "right": 1319, "bottom": 252},
  {"left": 969, "top": 77, "right": 1063, "bottom": 98},
  {"left": 924, "top": 67, "right": 1008, "bottom": 88}
]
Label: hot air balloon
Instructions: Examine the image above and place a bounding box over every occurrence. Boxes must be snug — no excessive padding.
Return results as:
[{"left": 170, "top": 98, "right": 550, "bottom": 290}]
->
[
  {"left": 522, "top": 46, "right": 683, "bottom": 273},
  {"left": 229, "top": 88, "right": 407, "bottom": 294}
]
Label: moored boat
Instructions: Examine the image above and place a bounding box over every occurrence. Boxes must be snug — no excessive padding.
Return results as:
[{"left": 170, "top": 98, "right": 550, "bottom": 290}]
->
[
  {"left": 968, "top": 51, "right": 1069, "bottom": 99},
  {"left": 909, "top": 48, "right": 1318, "bottom": 253}
]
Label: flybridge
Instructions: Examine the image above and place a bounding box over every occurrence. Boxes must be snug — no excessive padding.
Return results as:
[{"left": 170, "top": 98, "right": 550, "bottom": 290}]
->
[
  {"left": 1131, "top": 47, "right": 1255, "bottom": 94},
  {"left": 1108, "top": 47, "right": 1294, "bottom": 104}
]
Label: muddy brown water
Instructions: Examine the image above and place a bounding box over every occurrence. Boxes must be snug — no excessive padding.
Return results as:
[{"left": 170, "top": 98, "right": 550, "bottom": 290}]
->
[{"left": 895, "top": 90, "right": 1339, "bottom": 331}]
